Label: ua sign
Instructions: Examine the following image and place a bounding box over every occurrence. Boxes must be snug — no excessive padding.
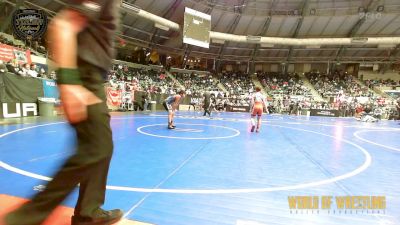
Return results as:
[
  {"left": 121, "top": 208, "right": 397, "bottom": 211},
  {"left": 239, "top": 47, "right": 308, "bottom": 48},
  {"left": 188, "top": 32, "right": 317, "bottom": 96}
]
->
[{"left": 1, "top": 103, "right": 38, "bottom": 118}]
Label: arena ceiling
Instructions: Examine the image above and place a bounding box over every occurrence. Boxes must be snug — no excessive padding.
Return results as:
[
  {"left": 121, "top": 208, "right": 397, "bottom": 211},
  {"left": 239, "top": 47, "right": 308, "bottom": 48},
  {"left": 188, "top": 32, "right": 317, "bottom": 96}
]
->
[{"left": 2, "top": 0, "right": 400, "bottom": 63}]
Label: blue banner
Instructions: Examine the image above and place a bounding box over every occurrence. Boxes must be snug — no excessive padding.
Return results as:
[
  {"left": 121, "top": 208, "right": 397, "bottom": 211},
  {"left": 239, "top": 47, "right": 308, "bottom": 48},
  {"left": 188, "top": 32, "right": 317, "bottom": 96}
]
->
[{"left": 42, "top": 79, "right": 59, "bottom": 99}]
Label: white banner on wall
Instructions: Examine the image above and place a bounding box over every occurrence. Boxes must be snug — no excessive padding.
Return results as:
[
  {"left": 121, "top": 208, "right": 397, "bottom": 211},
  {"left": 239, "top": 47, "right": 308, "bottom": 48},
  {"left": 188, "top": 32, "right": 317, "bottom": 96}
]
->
[{"left": 31, "top": 55, "right": 47, "bottom": 64}]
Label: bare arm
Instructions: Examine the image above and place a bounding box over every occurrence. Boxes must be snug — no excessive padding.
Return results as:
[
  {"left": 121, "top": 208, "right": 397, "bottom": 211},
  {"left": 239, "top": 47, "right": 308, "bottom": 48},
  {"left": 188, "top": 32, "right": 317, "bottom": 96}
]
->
[
  {"left": 172, "top": 96, "right": 181, "bottom": 110},
  {"left": 50, "top": 10, "right": 87, "bottom": 68},
  {"left": 263, "top": 97, "right": 268, "bottom": 112},
  {"left": 264, "top": 97, "right": 268, "bottom": 109}
]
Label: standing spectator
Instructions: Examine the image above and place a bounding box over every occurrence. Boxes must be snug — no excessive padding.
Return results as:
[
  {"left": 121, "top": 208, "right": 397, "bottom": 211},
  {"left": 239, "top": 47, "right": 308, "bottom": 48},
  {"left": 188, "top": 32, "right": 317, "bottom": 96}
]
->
[
  {"left": 188, "top": 96, "right": 198, "bottom": 111},
  {"left": 143, "top": 89, "right": 151, "bottom": 111},
  {"left": 203, "top": 90, "right": 212, "bottom": 117}
]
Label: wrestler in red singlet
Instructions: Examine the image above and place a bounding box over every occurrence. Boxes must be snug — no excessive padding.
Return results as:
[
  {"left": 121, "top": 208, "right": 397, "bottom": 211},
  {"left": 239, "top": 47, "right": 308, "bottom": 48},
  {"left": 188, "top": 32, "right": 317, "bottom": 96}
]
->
[{"left": 250, "top": 87, "right": 267, "bottom": 133}]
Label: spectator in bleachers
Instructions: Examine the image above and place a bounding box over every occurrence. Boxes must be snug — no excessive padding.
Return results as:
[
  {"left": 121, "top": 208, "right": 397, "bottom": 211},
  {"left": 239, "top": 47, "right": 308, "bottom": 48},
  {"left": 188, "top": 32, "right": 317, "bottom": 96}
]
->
[
  {"left": 1, "top": 33, "right": 47, "bottom": 56},
  {"left": 306, "top": 71, "right": 375, "bottom": 98},
  {"left": 0, "top": 33, "right": 14, "bottom": 46},
  {"left": 174, "top": 72, "right": 217, "bottom": 95},
  {"left": 365, "top": 78, "right": 400, "bottom": 89},
  {"left": 17, "top": 63, "right": 30, "bottom": 77},
  {"left": 258, "top": 72, "right": 311, "bottom": 97},
  {"left": 27, "top": 64, "right": 39, "bottom": 78},
  {"left": 1, "top": 60, "right": 49, "bottom": 79},
  {"left": 108, "top": 64, "right": 177, "bottom": 95},
  {"left": 5, "top": 60, "right": 18, "bottom": 75},
  {"left": 38, "top": 68, "right": 47, "bottom": 78},
  {"left": 49, "top": 71, "right": 57, "bottom": 80},
  {"left": 0, "top": 60, "right": 7, "bottom": 73},
  {"left": 218, "top": 72, "right": 254, "bottom": 96}
]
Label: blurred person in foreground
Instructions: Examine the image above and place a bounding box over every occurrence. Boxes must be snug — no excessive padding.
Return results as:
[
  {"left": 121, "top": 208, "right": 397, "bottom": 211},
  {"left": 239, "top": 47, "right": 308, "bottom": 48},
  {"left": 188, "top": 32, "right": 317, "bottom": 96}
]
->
[{"left": 3, "top": 0, "right": 123, "bottom": 225}]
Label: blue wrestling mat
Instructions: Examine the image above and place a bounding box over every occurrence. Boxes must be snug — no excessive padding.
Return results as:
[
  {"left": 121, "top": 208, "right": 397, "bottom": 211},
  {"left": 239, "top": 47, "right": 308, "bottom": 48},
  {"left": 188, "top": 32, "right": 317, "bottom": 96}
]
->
[{"left": 1, "top": 112, "right": 399, "bottom": 225}]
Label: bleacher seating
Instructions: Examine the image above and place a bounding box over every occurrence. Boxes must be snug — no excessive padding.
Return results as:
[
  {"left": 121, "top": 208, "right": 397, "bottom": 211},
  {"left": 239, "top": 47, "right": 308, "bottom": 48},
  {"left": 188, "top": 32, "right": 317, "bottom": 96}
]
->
[
  {"left": 108, "top": 64, "right": 179, "bottom": 94},
  {"left": 306, "top": 72, "right": 375, "bottom": 98}
]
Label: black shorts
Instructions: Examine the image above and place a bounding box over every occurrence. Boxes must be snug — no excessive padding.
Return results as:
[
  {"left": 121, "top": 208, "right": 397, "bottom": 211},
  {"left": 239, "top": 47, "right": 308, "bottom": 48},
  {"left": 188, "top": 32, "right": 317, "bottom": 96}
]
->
[{"left": 163, "top": 102, "right": 172, "bottom": 112}]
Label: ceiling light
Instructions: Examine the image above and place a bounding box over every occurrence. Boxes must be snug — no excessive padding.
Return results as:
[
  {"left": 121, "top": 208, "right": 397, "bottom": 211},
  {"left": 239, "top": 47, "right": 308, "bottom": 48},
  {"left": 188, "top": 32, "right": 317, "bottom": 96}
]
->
[
  {"left": 306, "top": 45, "right": 321, "bottom": 49},
  {"left": 351, "top": 37, "right": 368, "bottom": 44},
  {"left": 260, "top": 43, "right": 274, "bottom": 48},
  {"left": 378, "top": 44, "right": 396, "bottom": 49},
  {"left": 155, "top": 23, "right": 169, "bottom": 31},
  {"left": 121, "top": 1, "right": 141, "bottom": 13},
  {"left": 212, "top": 39, "right": 225, "bottom": 44},
  {"left": 246, "top": 36, "right": 261, "bottom": 43}
]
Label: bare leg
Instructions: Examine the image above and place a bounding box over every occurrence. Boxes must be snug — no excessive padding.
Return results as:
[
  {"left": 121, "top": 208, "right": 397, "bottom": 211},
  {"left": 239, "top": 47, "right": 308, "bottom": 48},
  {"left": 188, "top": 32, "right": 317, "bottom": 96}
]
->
[
  {"left": 250, "top": 115, "right": 256, "bottom": 132},
  {"left": 171, "top": 111, "right": 175, "bottom": 127},
  {"left": 168, "top": 112, "right": 173, "bottom": 126},
  {"left": 256, "top": 116, "right": 261, "bottom": 132}
]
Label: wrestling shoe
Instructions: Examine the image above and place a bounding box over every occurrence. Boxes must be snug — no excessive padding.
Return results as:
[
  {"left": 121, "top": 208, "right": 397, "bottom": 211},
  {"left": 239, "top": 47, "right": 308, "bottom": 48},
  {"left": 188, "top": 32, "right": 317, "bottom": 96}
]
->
[
  {"left": 251, "top": 125, "right": 255, "bottom": 132},
  {"left": 71, "top": 208, "right": 123, "bottom": 225}
]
